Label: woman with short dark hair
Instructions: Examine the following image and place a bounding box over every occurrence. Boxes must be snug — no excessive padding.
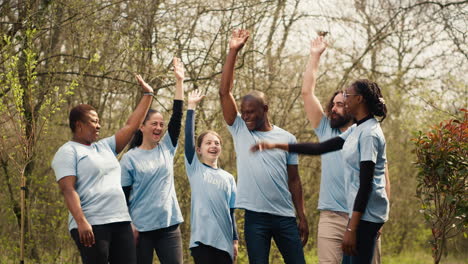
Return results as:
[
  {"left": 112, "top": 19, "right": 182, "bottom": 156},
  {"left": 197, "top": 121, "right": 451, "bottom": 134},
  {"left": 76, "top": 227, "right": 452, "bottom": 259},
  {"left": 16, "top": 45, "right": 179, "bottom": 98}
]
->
[{"left": 51, "top": 74, "right": 154, "bottom": 264}]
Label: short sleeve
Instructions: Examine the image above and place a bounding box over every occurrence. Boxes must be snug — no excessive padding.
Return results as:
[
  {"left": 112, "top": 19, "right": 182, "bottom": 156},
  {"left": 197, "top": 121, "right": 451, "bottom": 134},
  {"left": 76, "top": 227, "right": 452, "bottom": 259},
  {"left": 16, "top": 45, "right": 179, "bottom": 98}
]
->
[
  {"left": 51, "top": 145, "right": 77, "bottom": 182},
  {"left": 339, "top": 124, "right": 356, "bottom": 141},
  {"left": 314, "top": 115, "right": 329, "bottom": 139},
  {"left": 286, "top": 133, "right": 299, "bottom": 165},
  {"left": 226, "top": 114, "right": 244, "bottom": 136},
  {"left": 162, "top": 133, "right": 176, "bottom": 154},
  {"left": 97, "top": 136, "right": 117, "bottom": 155},
  {"left": 229, "top": 177, "right": 237, "bottom": 209},
  {"left": 120, "top": 153, "right": 134, "bottom": 187},
  {"left": 359, "top": 134, "right": 380, "bottom": 163}
]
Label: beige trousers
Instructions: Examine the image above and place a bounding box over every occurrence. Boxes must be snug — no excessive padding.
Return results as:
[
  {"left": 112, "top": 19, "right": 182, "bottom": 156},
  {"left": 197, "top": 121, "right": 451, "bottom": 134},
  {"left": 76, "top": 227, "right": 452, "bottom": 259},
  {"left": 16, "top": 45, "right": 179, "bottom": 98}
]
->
[{"left": 317, "top": 210, "right": 381, "bottom": 264}]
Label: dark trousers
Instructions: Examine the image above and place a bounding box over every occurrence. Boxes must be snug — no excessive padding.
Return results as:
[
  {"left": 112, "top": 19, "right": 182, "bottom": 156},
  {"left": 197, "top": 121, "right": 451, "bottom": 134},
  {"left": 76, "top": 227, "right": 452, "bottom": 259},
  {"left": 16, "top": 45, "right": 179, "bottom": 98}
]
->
[
  {"left": 244, "top": 210, "right": 305, "bottom": 264},
  {"left": 70, "top": 221, "right": 136, "bottom": 264},
  {"left": 137, "top": 224, "right": 183, "bottom": 264},
  {"left": 343, "top": 220, "right": 383, "bottom": 264},
  {"left": 191, "top": 243, "right": 232, "bottom": 264}
]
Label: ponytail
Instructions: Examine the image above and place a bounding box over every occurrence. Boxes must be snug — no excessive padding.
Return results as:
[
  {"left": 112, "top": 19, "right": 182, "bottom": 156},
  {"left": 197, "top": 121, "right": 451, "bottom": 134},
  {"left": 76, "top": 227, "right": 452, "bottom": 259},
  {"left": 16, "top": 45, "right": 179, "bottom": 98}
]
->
[{"left": 352, "top": 79, "right": 388, "bottom": 122}]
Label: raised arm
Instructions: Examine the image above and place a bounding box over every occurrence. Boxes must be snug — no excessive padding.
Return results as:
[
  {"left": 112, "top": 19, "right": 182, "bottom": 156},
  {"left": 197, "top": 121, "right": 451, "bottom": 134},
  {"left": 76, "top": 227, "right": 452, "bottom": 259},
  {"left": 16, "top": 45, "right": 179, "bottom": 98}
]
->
[
  {"left": 185, "top": 90, "right": 205, "bottom": 164},
  {"left": 167, "top": 57, "right": 185, "bottom": 147},
  {"left": 219, "top": 29, "right": 250, "bottom": 125},
  {"left": 114, "top": 75, "right": 153, "bottom": 153},
  {"left": 302, "top": 36, "right": 328, "bottom": 128}
]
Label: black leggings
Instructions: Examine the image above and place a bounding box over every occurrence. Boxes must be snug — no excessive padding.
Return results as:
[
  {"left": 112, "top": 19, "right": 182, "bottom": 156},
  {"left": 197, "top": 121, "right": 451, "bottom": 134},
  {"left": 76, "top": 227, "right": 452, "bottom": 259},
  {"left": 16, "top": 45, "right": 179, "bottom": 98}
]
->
[
  {"left": 343, "top": 220, "right": 383, "bottom": 264},
  {"left": 191, "top": 243, "right": 232, "bottom": 264},
  {"left": 70, "top": 221, "right": 136, "bottom": 264},
  {"left": 137, "top": 224, "right": 183, "bottom": 264}
]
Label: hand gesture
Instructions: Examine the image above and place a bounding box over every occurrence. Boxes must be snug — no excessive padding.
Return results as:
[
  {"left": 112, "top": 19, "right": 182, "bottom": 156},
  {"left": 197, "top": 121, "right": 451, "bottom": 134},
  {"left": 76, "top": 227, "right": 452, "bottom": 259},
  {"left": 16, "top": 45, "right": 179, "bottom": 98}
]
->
[
  {"left": 173, "top": 57, "right": 185, "bottom": 81},
  {"left": 250, "top": 142, "right": 275, "bottom": 152},
  {"left": 135, "top": 74, "right": 154, "bottom": 94},
  {"left": 77, "top": 220, "right": 95, "bottom": 247},
  {"left": 229, "top": 29, "right": 250, "bottom": 51},
  {"left": 310, "top": 36, "right": 327, "bottom": 56},
  {"left": 187, "top": 89, "right": 205, "bottom": 110}
]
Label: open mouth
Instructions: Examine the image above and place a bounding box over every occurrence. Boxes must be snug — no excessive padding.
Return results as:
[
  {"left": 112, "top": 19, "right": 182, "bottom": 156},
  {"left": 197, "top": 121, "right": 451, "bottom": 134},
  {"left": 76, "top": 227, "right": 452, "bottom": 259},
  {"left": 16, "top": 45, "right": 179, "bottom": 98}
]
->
[{"left": 208, "top": 149, "right": 219, "bottom": 155}]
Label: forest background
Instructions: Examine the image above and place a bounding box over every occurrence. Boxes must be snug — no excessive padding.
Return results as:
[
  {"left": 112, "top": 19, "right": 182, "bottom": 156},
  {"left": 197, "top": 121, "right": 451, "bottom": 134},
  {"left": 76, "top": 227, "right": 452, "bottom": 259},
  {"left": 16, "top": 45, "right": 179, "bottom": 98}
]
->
[{"left": 0, "top": 0, "right": 466, "bottom": 263}]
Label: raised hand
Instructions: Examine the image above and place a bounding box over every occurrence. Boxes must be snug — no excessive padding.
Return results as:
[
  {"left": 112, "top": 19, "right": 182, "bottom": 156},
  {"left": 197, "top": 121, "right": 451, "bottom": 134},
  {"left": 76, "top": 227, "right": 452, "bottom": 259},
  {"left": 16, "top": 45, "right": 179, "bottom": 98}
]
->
[
  {"left": 187, "top": 89, "right": 205, "bottom": 110},
  {"left": 135, "top": 74, "right": 154, "bottom": 94},
  {"left": 310, "top": 36, "right": 327, "bottom": 56},
  {"left": 173, "top": 57, "right": 185, "bottom": 81},
  {"left": 229, "top": 29, "right": 250, "bottom": 51}
]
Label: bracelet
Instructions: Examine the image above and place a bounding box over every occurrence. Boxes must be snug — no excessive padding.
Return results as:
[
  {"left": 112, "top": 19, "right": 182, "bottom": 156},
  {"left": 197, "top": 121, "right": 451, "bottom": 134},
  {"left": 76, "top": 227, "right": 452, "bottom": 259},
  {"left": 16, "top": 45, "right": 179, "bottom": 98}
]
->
[{"left": 143, "top": 92, "right": 154, "bottom": 96}]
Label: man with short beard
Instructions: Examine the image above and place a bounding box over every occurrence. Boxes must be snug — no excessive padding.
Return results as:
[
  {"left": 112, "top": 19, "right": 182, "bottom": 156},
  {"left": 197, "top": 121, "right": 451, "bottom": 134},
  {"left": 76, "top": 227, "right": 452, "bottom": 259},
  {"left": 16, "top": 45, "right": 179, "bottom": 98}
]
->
[{"left": 301, "top": 36, "right": 389, "bottom": 264}]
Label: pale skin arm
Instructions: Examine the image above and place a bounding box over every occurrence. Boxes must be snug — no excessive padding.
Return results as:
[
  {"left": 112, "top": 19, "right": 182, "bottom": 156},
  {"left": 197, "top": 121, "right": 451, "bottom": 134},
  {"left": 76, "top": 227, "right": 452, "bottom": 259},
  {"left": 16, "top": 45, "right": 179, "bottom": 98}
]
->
[
  {"left": 58, "top": 176, "right": 95, "bottom": 247},
  {"left": 219, "top": 29, "right": 250, "bottom": 125},
  {"left": 288, "top": 165, "right": 309, "bottom": 246},
  {"left": 302, "top": 36, "right": 327, "bottom": 129},
  {"left": 114, "top": 75, "right": 154, "bottom": 153},
  {"left": 173, "top": 57, "right": 184, "bottom": 100},
  {"left": 187, "top": 90, "right": 205, "bottom": 110}
]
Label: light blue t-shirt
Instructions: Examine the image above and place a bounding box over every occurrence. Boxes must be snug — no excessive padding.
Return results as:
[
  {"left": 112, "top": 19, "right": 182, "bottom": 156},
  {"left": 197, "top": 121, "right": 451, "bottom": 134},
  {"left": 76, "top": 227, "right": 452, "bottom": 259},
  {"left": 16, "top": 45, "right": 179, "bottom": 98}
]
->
[
  {"left": 51, "top": 136, "right": 131, "bottom": 231},
  {"left": 340, "top": 118, "right": 389, "bottom": 223},
  {"left": 120, "top": 133, "right": 183, "bottom": 231},
  {"left": 185, "top": 154, "right": 237, "bottom": 259},
  {"left": 227, "top": 114, "right": 298, "bottom": 217},
  {"left": 314, "top": 115, "right": 348, "bottom": 212}
]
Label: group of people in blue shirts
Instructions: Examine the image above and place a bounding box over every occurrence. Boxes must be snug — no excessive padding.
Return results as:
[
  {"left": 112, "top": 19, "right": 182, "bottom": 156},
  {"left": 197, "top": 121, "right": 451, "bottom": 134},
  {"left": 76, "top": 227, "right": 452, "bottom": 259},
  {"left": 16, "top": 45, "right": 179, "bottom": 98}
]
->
[{"left": 52, "top": 31, "right": 390, "bottom": 264}]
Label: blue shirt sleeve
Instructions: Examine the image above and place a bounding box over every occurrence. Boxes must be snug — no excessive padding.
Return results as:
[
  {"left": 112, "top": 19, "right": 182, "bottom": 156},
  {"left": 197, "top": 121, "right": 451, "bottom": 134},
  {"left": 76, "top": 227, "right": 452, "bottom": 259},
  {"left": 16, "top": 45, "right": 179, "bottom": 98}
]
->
[
  {"left": 98, "top": 136, "right": 117, "bottom": 155},
  {"left": 314, "top": 115, "right": 329, "bottom": 140},
  {"left": 359, "top": 133, "right": 380, "bottom": 163},
  {"left": 51, "top": 144, "right": 77, "bottom": 181},
  {"left": 185, "top": 110, "right": 196, "bottom": 164},
  {"left": 120, "top": 153, "right": 134, "bottom": 187},
  {"left": 286, "top": 133, "right": 299, "bottom": 165}
]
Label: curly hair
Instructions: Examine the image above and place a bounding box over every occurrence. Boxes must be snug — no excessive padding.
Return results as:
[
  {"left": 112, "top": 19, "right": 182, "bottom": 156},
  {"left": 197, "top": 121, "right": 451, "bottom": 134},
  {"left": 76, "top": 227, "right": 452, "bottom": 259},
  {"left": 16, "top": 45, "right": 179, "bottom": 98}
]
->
[{"left": 350, "top": 79, "right": 387, "bottom": 122}]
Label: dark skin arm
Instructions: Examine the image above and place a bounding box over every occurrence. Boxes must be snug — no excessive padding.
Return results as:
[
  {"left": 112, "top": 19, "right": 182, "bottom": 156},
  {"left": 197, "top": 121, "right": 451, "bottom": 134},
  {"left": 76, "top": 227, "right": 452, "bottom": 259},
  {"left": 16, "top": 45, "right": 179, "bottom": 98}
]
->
[
  {"left": 114, "top": 74, "right": 153, "bottom": 154},
  {"left": 287, "top": 164, "right": 309, "bottom": 246},
  {"left": 219, "top": 29, "right": 250, "bottom": 125},
  {"left": 58, "top": 176, "right": 95, "bottom": 247}
]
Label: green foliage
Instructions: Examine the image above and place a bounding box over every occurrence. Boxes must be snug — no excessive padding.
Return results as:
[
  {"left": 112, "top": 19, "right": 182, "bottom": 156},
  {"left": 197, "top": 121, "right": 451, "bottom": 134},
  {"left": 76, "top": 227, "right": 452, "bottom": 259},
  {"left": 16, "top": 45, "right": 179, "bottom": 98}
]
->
[{"left": 413, "top": 109, "right": 468, "bottom": 264}]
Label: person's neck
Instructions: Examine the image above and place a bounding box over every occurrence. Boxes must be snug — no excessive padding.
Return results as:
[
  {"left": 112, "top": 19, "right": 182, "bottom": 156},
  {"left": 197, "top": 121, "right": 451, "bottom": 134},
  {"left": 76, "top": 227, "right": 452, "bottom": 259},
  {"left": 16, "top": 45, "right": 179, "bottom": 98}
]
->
[
  {"left": 139, "top": 139, "right": 158, "bottom": 150},
  {"left": 354, "top": 111, "right": 370, "bottom": 124},
  {"left": 256, "top": 119, "right": 273, "bottom": 132},
  {"left": 339, "top": 120, "right": 355, "bottom": 133},
  {"left": 72, "top": 135, "right": 91, "bottom": 146},
  {"left": 201, "top": 158, "right": 218, "bottom": 169}
]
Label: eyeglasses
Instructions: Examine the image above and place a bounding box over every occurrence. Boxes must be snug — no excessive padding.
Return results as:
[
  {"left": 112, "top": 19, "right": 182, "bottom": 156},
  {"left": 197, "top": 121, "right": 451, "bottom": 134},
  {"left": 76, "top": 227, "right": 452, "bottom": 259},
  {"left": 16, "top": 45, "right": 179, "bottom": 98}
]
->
[{"left": 343, "top": 91, "right": 360, "bottom": 99}]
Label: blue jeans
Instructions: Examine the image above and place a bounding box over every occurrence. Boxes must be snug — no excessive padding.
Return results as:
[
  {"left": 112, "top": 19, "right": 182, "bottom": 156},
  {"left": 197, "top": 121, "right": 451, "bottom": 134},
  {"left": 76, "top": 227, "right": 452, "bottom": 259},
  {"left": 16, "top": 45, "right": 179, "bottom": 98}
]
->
[
  {"left": 342, "top": 220, "right": 383, "bottom": 264},
  {"left": 244, "top": 210, "right": 305, "bottom": 264}
]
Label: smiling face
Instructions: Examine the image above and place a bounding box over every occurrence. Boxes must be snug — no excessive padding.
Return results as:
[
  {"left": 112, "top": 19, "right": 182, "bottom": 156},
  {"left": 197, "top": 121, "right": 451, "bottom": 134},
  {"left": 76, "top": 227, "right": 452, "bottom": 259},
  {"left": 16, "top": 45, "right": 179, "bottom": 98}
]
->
[
  {"left": 196, "top": 132, "right": 222, "bottom": 163},
  {"left": 329, "top": 93, "right": 353, "bottom": 128},
  {"left": 140, "top": 112, "right": 165, "bottom": 144},
  {"left": 76, "top": 110, "right": 101, "bottom": 144},
  {"left": 240, "top": 98, "right": 267, "bottom": 131}
]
